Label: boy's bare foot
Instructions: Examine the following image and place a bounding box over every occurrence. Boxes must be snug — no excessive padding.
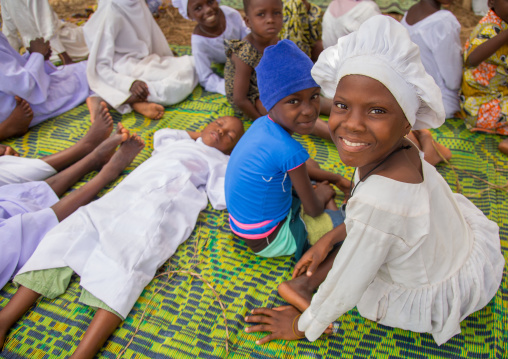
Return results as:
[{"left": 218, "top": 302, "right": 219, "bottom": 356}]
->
[
  {"left": 89, "top": 124, "right": 130, "bottom": 170},
  {"left": 0, "top": 96, "right": 33, "bottom": 141},
  {"left": 278, "top": 277, "right": 313, "bottom": 313},
  {"left": 79, "top": 101, "right": 115, "bottom": 152},
  {"left": 499, "top": 138, "right": 508, "bottom": 155},
  {"left": 413, "top": 129, "right": 452, "bottom": 166},
  {"left": 86, "top": 96, "right": 109, "bottom": 124},
  {"left": 99, "top": 134, "right": 144, "bottom": 180},
  {"left": 132, "top": 102, "right": 165, "bottom": 120}
]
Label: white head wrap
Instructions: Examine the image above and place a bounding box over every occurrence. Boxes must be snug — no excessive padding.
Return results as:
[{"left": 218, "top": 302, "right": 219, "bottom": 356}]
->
[
  {"left": 172, "top": 0, "right": 221, "bottom": 20},
  {"left": 311, "top": 15, "right": 445, "bottom": 130}
]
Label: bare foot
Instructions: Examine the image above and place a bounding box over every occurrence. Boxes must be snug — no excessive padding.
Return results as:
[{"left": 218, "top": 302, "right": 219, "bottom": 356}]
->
[
  {"left": 88, "top": 124, "right": 130, "bottom": 170},
  {"left": 79, "top": 101, "right": 114, "bottom": 153},
  {"left": 0, "top": 96, "right": 33, "bottom": 141},
  {"left": 278, "top": 277, "right": 313, "bottom": 313},
  {"left": 86, "top": 96, "right": 108, "bottom": 124},
  {"left": 132, "top": 102, "right": 165, "bottom": 120},
  {"left": 413, "top": 129, "right": 452, "bottom": 166},
  {"left": 0, "top": 144, "right": 19, "bottom": 156},
  {"left": 99, "top": 134, "right": 145, "bottom": 180},
  {"left": 499, "top": 138, "right": 508, "bottom": 155}
]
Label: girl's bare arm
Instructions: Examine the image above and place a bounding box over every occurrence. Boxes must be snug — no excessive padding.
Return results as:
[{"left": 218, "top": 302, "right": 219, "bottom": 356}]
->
[
  {"left": 231, "top": 54, "right": 263, "bottom": 120},
  {"left": 466, "top": 30, "right": 508, "bottom": 67}
]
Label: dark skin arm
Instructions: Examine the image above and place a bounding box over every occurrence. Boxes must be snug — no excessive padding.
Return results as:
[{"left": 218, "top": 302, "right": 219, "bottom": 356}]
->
[
  {"left": 306, "top": 159, "right": 350, "bottom": 197},
  {"left": 466, "top": 29, "right": 508, "bottom": 67},
  {"left": 288, "top": 163, "right": 335, "bottom": 217},
  {"left": 129, "top": 80, "right": 150, "bottom": 101},
  {"left": 231, "top": 53, "right": 263, "bottom": 120},
  {"left": 58, "top": 51, "right": 74, "bottom": 65}
]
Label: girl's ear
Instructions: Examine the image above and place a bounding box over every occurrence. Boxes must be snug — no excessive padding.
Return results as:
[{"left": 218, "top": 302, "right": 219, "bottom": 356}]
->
[{"left": 244, "top": 15, "right": 251, "bottom": 28}]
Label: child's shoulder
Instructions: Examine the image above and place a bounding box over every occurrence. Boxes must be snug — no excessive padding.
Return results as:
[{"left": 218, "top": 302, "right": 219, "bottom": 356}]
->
[{"left": 225, "top": 38, "right": 261, "bottom": 65}]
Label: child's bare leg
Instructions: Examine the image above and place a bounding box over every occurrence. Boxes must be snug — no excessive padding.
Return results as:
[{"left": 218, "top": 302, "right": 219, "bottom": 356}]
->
[
  {"left": 278, "top": 245, "right": 340, "bottom": 312},
  {"left": 69, "top": 309, "right": 122, "bottom": 359},
  {"left": 0, "top": 97, "right": 34, "bottom": 141},
  {"left": 50, "top": 133, "right": 144, "bottom": 221},
  {"left": 131, "top": 102, "right": 165, "bottom": 120},
  {"left": 0, "top": 286, "right": 41, "bottom": 350},
  {"left": 42, "top": 103, "right": 116, "bottom": 172},
  {"left": 319, "top": 97, "right": 332, "bottom": 116},
  {"left": 310, "top": 118, "right": 332, "bottom": 141},
  {"left": 412, "top": 129, "right": 452, "bottom": 165},
  {"left": 498, "top": 138, "right": 508, "bottom": 155}
]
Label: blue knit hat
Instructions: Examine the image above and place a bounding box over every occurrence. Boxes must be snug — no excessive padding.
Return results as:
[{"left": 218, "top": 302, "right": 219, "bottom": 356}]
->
[{"left": 256, "top": 39, "right": 319, "bottom": 112}]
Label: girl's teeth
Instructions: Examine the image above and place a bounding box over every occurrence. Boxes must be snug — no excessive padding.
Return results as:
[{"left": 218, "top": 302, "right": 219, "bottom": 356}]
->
[{"left": 343, "top": 138, "right": 367, "bottom": 147}]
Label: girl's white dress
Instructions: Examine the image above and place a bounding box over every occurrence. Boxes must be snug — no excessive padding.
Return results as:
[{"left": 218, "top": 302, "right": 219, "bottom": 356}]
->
[
  {"left": 17, "top": 129, "right": 229, "bottom": 319},
  {"left": 83, "top": 0, "right": 198, "bottom": 114},
  {"left": 322, "top": 0, "right": 381, "bottom": 49},
  {"left": 299, "top": 158, "right": 504, "bottom": 345},
  {"left": 191, "top": 6, "right": 249, "bottom": 95},
  {"left": 401, "top": 11, "right": 462, "bottom": 119}
]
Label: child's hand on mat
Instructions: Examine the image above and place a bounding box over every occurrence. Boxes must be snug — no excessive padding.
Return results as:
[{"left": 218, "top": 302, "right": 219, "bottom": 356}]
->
[
  {"left": 0, "top": 144, "right": 19, "bottom": 157},
  {"left": 129, "top": 80, "right": 149, "bottom": 101},
  {"left": 27, "top": 38, "right": 51, "bottom": 60},
  {"left": 314, "top": 181, "right": 335, "bottom": 205},
  {"left": 245, "top": 306, "right": 333, "bottom": 344},
  {"left": 293, "top": 234, "right": 333, "bottom": 278}
]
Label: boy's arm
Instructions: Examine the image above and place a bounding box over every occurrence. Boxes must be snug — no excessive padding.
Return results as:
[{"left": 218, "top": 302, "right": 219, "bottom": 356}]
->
[
  {"left": 231, "top": 54, "right": 263, "bottom": 120},
  {"left": 288, "top": 163, "right": 335, "bottom": 217},
  {"left": 466, "top": 29, "right": 508, "bottom": 67}
]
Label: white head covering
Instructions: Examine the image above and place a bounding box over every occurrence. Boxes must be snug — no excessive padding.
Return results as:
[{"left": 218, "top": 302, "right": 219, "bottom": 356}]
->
[
  {"left": 312, "top": 15, "right": 445, "bottom": 130},
  {"left": 172, "top": 0, "right": 221, "bottom": 20}
]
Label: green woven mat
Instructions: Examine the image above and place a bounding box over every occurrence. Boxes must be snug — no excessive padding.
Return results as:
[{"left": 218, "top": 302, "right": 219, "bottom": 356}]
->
[{"left": 1, "top": 47, "right": 508, "bottom": 358}]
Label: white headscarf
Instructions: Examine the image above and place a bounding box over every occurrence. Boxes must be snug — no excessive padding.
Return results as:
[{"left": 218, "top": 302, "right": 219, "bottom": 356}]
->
[
  {"left": 312, "top": 15, "right": 445, "bottom": 130},
  {"left": 172, "top": 0, "right": 190, "bottom": 19}
]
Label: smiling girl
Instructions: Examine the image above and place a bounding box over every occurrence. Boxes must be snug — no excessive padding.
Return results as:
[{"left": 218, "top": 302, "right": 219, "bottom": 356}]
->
[
  {"left": 173, "top": 0, "right": 249, "bottom": 95},
  {"left": 244, "top": 16, "right": 504, "bottom": 346}
]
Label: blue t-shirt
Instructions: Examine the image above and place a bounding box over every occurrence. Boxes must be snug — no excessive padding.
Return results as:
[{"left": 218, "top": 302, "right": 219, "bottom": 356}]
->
[{"left": 225, "top": 116, "right": 309, "bottom": 239}]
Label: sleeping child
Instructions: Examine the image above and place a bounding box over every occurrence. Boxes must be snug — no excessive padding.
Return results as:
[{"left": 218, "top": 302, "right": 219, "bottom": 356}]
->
[
  {"left": 173, "top": 0, "right": 249, "bottom": 95},
  {"left": 0, "top": 116, "right": 244, "bottom": 359}
]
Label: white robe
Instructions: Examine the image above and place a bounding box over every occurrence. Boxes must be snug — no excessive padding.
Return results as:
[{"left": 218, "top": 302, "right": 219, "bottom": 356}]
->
[
  {"left": 322, "top": 0, "right": 381, "bottom": 49},
  {"left": 0, "top": 33, "right": 90, "bottom": 126},
  {"left": 83, "top": 0, "right": 198, "bottom": 114},
  {"left": 18, "top": 129, "right": 229, "bottom": 319},
  {"left": 299, "top": 159, "right": 504, "bottom": 345},
  {"left": 191, "top": 6, "right": 249, "bottom": 95},
  {"left": 0, "top": 0, "right": 89, "bottom": 61},
  {"left": 0, "top": 157, "right": 59, "bottom": 289},
  {"left": 401, "top": 11, "right": 462, "bottom": 118}
]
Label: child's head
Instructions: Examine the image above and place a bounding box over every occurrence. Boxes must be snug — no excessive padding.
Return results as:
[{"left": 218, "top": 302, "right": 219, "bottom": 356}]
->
[
  {"left": 173, "top": 0, "right": 220, "bottom": 23},
  {"left": 201, "top": 116, "right": 245, "bottom": 154},
  {"left": 243, "top": 0, "right": 283, "bottom": 40},
  {"left": 256, "top": 39, "right": 321, "bottom": 135},
  {"left": 311, "top": 15, "right": 445, "bottom": 167},
  {"left": 488, "top": 0, "right": 508, "bottom": 22}
]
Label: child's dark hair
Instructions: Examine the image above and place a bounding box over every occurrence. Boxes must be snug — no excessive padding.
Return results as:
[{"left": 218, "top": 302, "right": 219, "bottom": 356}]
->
[{"left": 243, "top": 0, "right": 252, "bottom": 14}]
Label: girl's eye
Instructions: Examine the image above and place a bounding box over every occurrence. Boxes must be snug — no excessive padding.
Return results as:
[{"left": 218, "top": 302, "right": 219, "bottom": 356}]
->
[
  {"left": 288, "top": 99, "right": 299, "bottom": 104},
  {"left": 335, "top": 102, "right": 347, "bottom": 110},
  {"left": 311, "top": 94, "right": 319, "bottom": 100},
  {"left": 370, "top": 108, "right": 385, "bottom": 114}
]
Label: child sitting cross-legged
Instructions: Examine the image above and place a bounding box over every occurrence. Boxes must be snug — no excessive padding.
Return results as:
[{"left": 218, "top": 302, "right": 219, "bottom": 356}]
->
[
  {"left": 0, "top": 116, "right": 244, "bottom": 359},
  {"left": 244, "top": 16, "right": 504, "bottom": 346},
  {"left": 461, "top": 0, "right": 508, "bottom": 154},
  {"left": 225, "top": 39, "right": 349, "bottom": 261},
  {"left": 173, "top": 0, "right": 249, "bottom": 95}
]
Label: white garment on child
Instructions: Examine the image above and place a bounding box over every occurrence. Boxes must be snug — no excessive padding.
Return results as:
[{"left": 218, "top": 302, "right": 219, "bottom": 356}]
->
[
  {"left": 0, "top": 0, "right": 89, "bottom": 60},
  {"left": 0, "top": 156, "right": 56, "bottom": 187},
  {"left": 0, "top": 156, "right": 59, "bottom": 289},
  {"left": 0, "top": 33, "right": 90, "bottom": 126},
  {"left": 191, "top": 6, "right": 249, "bottom": 95},
  {"left": 401, "top": 11, "right": 462, "bottom": 118},
  {"left": 299, "top": 159, "right": 504, "bottom": 345},
  {"left": 322, "top": 0, "right": 380, "bottom": 49},
  {"left": 18, "top": 129, "right": 229, "bottom": 319},
  {"left": 83, "top": 0, "right": 198, "bottom": 114}
]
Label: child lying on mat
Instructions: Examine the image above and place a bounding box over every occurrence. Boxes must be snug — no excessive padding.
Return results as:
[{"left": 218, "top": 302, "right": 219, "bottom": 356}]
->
[
  {"left": 173, "top": 0, "right": 249, "bottom": 95},
  {"left": 0, "top": 116, "right": 244, "bottom": 359},
  {"left": 244, "top": 16, "right": 504, "bottom": 346},
  {"left": 225, "top": 40, "right": 349, "bottom": 260},
  {"left": 0, "top": 103, "right": 144, "bottom": 290},
  {"left": 0, "top": 34, "right": 90, "bottom": 141}
]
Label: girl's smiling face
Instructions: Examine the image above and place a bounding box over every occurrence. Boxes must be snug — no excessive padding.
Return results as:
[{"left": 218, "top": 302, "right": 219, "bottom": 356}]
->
[
  {"left": 329, "top": 75, "right": 411, "bottom": 170},
  {"left": 187, "top": 0, "right": 221, "bottom": 28}
]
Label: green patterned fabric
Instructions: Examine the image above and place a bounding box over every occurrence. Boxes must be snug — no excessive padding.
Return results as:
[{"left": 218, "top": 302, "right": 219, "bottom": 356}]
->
[{"left": 1, "top": 46, "right": 507, "bottom": 358}]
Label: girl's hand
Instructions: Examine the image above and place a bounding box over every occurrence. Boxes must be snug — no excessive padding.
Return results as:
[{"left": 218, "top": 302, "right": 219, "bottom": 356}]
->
[
  {"left": 314, "top": 181, "right": 335, "bottom": 204},
  {"left": 245, "top": 306, "right": 305, "bottom": 344},
  {"left": 293, "top": 234, "right": 332, "bottom": 278},
  {"left": 129, "top": 80, "right": 149, "bottom": 101},
  {"left": 27, "top": 38, "right": 51, "bottom": 59},
  {"left": 0, "top": 144, "right": 19, "bottom": 157}
]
